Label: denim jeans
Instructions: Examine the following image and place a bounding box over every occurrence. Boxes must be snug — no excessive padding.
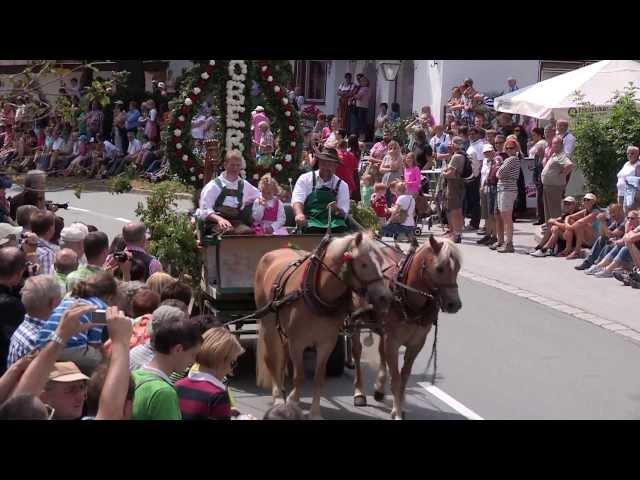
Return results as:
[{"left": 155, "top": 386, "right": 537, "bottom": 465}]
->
[
  {"left": 587, "top": 237, "right": 614, "bottom": 264},
  {"left": 605, "top": 244, "right": 632, "bottom": 265},
  {"left": 381, "top": 222, "right": 414, "bottom": 238}
]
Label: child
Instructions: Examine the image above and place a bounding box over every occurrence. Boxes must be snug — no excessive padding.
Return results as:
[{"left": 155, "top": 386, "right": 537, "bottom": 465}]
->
[
  {"left": 370, "top": 182, "right": 388, "bottom": 227},
  {"left": 252, "top": 174, "right": 288, "bottom": 235},
  {"left": 360, "top": 174, "right": 374, "bottom": 208},
  {"left": 381, "top": 181, "right": 416, "bottom": 240},
  {"left": 403, "top": 152, "right": 422, "bottom": 196},
  {"left": 255, "top": 121, "right": 274, "bottom": 168},
  {"left": 175, "top": 327, "right": 247, "bottom": 420},
  {"left": 312, "top": 113, "right": 327, "bottom": 145}
]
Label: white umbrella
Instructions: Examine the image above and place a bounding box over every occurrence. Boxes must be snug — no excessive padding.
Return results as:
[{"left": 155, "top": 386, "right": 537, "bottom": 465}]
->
[{"left": 493, "top": 60, "right": 640, "bottom": 120}]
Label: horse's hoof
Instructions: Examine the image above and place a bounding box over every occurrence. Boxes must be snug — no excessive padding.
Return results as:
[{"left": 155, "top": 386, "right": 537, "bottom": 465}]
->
[
  {"left": 354, "top": 395, "right": 367, "bottom": 407},
  {"left": 373, "top": 391, "right": 385, "bottom": 402}
]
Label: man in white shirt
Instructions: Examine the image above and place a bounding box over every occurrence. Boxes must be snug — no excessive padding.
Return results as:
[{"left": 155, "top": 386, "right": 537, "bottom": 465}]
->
[
  {"left": 464, "top": 127, "right": 485, "bottom": 230},
  {"left": 107, "top": 131, "right": 141, "bottom": 177},
  {"left": 556, "top": 120, "right": 575, "bottom": 156},
  {"left": 197, "top": 150, "right": 260, "bottom": 235},
  {"left": 292, "top": 147, "right": 350, "bottom": 233}
]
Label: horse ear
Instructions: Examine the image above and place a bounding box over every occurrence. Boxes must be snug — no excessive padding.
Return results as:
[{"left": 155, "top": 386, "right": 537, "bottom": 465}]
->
[
  {"left": 429, "top": 234, "right": 442, "bottom": 255},
  {"left": 354, "top": 231, "right": 363, "bottom": 247}
]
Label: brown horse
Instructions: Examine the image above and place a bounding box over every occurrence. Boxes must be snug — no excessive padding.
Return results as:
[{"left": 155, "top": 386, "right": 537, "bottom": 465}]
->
[
  {"left": 351, "top": 235, "right": 462, "bottom": 419},
  {"left": 254, "top": 232, "right": 392, "bottom": 419}
]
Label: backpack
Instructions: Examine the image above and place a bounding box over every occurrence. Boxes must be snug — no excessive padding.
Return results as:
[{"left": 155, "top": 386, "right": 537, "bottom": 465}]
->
[{"left": 460, "top": 151, "right": 473, "bottom": 179}]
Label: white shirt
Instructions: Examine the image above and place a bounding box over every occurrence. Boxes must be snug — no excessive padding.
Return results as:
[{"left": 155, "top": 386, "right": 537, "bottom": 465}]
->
[
  {"left": 617, "top": 161, "right": 640, "bottom": 197},
  {"left": 529, "top": 139, "right": 547, "bottom": 159},
  {"left": 103, "top": 140, "right": 120, "bottom": 159},
  {"left": 395, "top": 195, "right": 415, "bottom": 227},
  {"left": 291, "top": 171, "right": 350, "bottom": 215},
  {"left": 429, "top": 133, "right": 449, "bottom": 153},
  {"left": 191, "top": 114, "right": 207, "bottom": 140},
  {"left": 149, "top": 108, "right": 158, "bottom": 122},
  {"left": 52, "top": 137, "right": 65, "bottom": 152},
  {"left": 560, "top": 131, "right": 576, "bottom": 156},
  {"left": 466, "top": 139, "right": 484, "bottom": 178},
  {"left": 197, "top": 173, "right": 260, "bottom": 220},
  {"left": 127, "top": 138, "right": 142, "bottom": 156},
  {"left": 480, "top": 155, "right": 493, "bottom": 188},
  {"left": 252, "top": 197, "right": 286, "bottom": 231}
]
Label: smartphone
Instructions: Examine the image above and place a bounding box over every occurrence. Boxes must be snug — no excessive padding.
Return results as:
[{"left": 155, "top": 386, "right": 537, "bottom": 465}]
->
[{"left": 91, "top": 309, "right": 107, "bottom": 325}]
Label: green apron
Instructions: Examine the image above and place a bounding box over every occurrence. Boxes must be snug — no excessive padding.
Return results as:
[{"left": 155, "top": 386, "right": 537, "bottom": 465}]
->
[{"left": 303, "top": 173, "right": 347, "bottom": 233}]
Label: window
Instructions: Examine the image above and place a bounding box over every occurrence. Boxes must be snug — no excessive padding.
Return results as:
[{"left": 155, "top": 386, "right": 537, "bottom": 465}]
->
[{"left": 294, "top": 60, "right": 328, "bottom": 104}]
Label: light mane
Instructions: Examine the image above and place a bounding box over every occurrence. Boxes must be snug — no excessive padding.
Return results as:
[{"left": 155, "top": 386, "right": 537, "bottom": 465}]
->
[
  {"left": 326, "top": 232, "right": 384, "bottom": 276},
  {"left": 438, "top": 238, "right": 462, "bottom": 271}
]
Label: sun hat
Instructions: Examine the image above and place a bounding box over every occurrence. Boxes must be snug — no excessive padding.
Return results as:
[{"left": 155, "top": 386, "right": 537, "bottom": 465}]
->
[
  {"left": 563, "top": 196, "right": 577, "bottom": 203},
  {"left": 584, "top": 193, "right": 597, "bottom": 201},
  {"left": 0, "top": 223, "right": 23, "bottom": 245},
  {"left": 48, "top": 362, "right": 90, "bottom": 383}
]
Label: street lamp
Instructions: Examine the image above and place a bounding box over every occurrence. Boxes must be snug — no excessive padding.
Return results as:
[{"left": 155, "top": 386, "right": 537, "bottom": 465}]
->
[{"left": 380, "top": 60, "right": 402, "bottom": 104}]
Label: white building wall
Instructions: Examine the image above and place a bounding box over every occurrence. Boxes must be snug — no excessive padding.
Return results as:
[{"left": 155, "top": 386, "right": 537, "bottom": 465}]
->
[{"left": 412, "top": 61, "right": 444, "bottom": 123}]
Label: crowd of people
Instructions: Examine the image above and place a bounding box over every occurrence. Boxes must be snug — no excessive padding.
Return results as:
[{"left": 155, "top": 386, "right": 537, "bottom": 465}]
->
[{"left": 0, "top": 170, "right": 307, "bottom": 420}]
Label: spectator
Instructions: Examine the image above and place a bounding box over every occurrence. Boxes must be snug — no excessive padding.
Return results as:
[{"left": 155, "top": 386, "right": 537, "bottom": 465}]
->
[
  {"left": 160, "top": 281, "right": 193, "bottom": 308},
  {"left": 147, "top": 271, "right": 177, "bottom": 297},
  {"left": 107, "top": 131, "right": 141, "bottom": 177},
  {"left": 507, "top": 76, "right": 519, "bottom": 92},
  {"left": 380, "top": 140, "right": 404, "bottom": 206},
  {"left": 429, "top": 125, "right": 450, "bottom": 165},
  {"left": 0, "top": 247, "right": 27, "bottom": 375},
  {"left": 405, "top": 114, "right": 432, "bottom": 150},
  {"left": 541, "top": 136, "right": 574, "bottom": 222},
  {"left": 254, "top": 121, "right": 274, "bottom": 168},
  {"left": 412, "top": 129, "right": 433, "bottom": 171},
  {"left": 176, "top": 326, "right": 245, "bottom": 420},
  {"left": 125, "top": 101, "right": 141, "bottom": 134},
  {"left": 131, "top": 305, "right": 202, "bottom": 420},
  {"left": 374, "top": 103, "right": 389, "bottom": 141},
  {"left": 35, "top": 271, "right": 121, "bottom": 375},
  {"left": 447, "top": 87, "right": 464, "bottom": 122},
  {"left": 442, "top": 137, "right": 467, "bottom": 243},
  {"left": 616, "top": 146, "right": 640, "bottom": 210},
  {"left": 144, "top": 100, "right": 159, "bottom": 142},
  {"left": 492, "top": 138, "right": 521, "bottom": 253},
  {"left": 0, "top": 393, "right": 49, "bottom": 420},
  {"left": 352, "top": 75, "right": 371, "bottom": 141},
  {"left": 403, "top": 152, "right": 422, "bottom": 197},
  {"left": 59, "top": 226, "right": 86, "bottom": 265},
  {"left": 556, "top": 119, "right": 576, "bottom": 157},
  {"left": 478, "top": 144, "right": 498, "bottom": 245},
  {"left": 54, "top": 248, "right": 78, "bottom": 292},
  {"left": 66, "top": 231, "right": 116, "bottom": 292},
  {"left": 30, "top": 210, "right": 58, "bottom": 275},
  {"left": 381, "top": 182, "right": 415, "bottom": 240},
  {"left": 587, "top": 214, "right": 640, "bottom": 278},
  {"left": 120, "top": 222, "right": 163, "bottom": 280},
  {"left": 530, "top": 196, "right": 579, "bottom": 257},
  {"left": 464, "top": 126, "right": 484, "bottom": 231},
  {"left": 559, "top": 193, "right": 601, "bottom": 259},
  {"left": 16, "top": 205, "right": 39, "bottom": 231},
  {"left": 528, "top": 127, "right": 548, "bottom": 225},
  {"left": 575, "top": 203, "right": 627, "bottom": 270},
  {"left": 337, "top": 74, "right": 356, "bottom": 134},
  {"left": 322, "top": 116, "right": 340, "bottom": 145},
  {"left": 85, "top": 102, "right": 104, "bottom": 140},
  {"left": 7, "top": 275, "right": 63, "bottom": 367},
  {"left": 335, "top": 139, "right": 359, "bottom": 199},
  {"left": 496, "top": 113, "right": 515, "bottom": 138}
]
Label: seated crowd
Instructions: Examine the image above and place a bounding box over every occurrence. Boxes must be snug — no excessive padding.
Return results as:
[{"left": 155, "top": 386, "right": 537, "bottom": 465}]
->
[{"left": 0, "top": 191, "right": 305, "bottom": 420}]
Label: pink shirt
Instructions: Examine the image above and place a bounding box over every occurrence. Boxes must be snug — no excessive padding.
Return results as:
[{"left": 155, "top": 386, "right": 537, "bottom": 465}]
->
[
  {"left": 252, "top": 112, "right": 268, "bottom": 144},
  {"left": 369, "top": 141, "right": 388, "bottom": 160},
  {"left": 404, "top": 166, "right": 422, "bottom": 194}
]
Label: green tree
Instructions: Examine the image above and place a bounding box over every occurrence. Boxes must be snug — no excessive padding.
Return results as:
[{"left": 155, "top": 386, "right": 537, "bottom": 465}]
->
[{"left": 572, "top": 83, "right": 640, "bottom": 204}]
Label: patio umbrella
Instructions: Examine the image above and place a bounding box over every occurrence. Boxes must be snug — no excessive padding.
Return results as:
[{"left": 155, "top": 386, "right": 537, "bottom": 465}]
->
[{"left": 493, "top": 60, "right": 640, "bottom": 120}]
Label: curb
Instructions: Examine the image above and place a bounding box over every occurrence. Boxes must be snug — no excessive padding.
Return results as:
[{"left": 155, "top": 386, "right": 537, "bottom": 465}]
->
[{"left": 459, "top": 270, "right": 640, "bottom": 346}]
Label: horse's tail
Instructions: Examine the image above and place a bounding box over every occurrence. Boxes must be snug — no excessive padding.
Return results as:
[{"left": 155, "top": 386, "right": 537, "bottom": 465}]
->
[{"left": 255, "top": 317, "right": 285, "bottom": 390}]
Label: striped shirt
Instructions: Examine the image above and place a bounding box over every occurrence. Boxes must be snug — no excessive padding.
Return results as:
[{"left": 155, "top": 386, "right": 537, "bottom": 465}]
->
[
  {"left": 7, "top": 314, "right": 45, "bottom": 367},
  {"left": 129, "top": 343, "right": 154, "bottom": 372},
  {"left": 36, "top": 297, "right": 106, "bottom": 350},
  {"left": 497, "top": 156, "right": 521, "bottom": 192},
  {"left": 176, "top": 370, "right": 232, "bottom": 420},
  {"left": 36, "top": 239, "right": 59, "bottom": 275}
]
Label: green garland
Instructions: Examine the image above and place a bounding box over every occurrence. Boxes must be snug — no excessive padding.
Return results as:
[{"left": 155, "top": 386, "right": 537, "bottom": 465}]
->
[{"left": 165, "top": 60, "right": 302, "bottom": 189}]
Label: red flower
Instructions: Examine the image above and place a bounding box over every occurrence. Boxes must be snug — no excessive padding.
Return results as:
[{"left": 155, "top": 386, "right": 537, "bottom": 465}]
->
[
  {"left": 175, "top": 120, "right": 183, "bottom": 129},
  {"left": 206, "top": 65, "right": 214, "bottom": 75},
  {"left": 189, "top": 94, "right": 197, "bottom": 102},
  {"left": 181, "top": 105, "right": 189, "bottom": 115},
  {"left": 197, "top": 79, "right": 205, "bottom": 88},
  {"left": 342, "top": 252, "right": 354, "bottom": 263}
]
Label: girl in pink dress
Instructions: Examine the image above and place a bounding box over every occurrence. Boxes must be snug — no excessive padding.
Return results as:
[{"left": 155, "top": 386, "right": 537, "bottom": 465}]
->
[
  {"left": 252, "top": 175, "right": 288, "bottom": 235},
  {"left": 403, "top": 152, "right": 422, "bottom": 196}
]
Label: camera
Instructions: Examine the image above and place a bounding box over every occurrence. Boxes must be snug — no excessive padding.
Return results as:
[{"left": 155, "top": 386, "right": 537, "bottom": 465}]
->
[
  {"left": 45, "top": 201, "right": 69, "bottom": 211},
  {"left": 113, "top": 251, "right": 129, "bottom": 262},
  {"left": 25, "top": 261, "right": 38, "bottom": 277}
]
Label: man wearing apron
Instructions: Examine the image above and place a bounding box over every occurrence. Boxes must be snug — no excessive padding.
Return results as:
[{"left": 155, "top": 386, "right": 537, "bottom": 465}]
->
[
  {"left": 197, "top": 150, "right": 260, "bottom": 235},
  {"left": 291, "top": 147, "right": 351, "bottom": 234}
]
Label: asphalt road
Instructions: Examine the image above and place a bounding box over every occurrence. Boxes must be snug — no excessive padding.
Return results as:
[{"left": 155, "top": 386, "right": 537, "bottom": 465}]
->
[{"left": 13, "top": 187, "right": 640, "bottom": 419}]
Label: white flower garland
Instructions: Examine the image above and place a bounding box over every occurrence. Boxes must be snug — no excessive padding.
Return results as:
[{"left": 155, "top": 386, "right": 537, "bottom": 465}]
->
[{"left": 225, "top": 60, "right": 248, "bottom": 168}]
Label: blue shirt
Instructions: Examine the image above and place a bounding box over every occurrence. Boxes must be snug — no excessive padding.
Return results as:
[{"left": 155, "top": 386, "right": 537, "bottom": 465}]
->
[
  {"left": 36, "top": 297, "right": 106, "bottom": 350},
  {"left": 125, "top": 109, "right": 141, "bottom": 130},
  {"left": 7, "top": 314, "right": 45, "bottom": 367}
]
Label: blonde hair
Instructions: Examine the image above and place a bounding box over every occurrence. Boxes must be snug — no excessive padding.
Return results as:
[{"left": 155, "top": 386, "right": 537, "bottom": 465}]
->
[
  {"left": 258, "top": 174, "right": 279, "bottom": 195},
  {"left": 196, "top": 327, "right": 245, "bottom": 369},
  {"left": 146, "top": 272, "right": 176, "bottom": 297},
  {"left": 404, "top": 152, "right": 416, "bottom": 166},
  {"left": 394, "top": 181, "right": 407, "bottom": 194}
]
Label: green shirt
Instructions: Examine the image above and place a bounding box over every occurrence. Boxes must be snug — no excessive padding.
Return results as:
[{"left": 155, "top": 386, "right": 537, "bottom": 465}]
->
[
  {"left": 55, "top": 272, "right": 68, "bottom": 294},
  {"left": 66, "top": 265, "right": 103, "bottom": 293},
  {"left": 131, "top": 369, "right": 182, "bottom": 421}
]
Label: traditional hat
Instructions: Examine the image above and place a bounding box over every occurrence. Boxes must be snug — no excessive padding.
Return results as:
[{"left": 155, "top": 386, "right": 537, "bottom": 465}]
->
[{"left": 315, "top": 147, "right": 341, "bottom": 163}]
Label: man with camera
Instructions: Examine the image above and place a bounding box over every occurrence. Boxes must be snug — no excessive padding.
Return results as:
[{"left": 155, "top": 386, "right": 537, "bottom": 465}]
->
[{"left": 66, "top": 231, "right": 131, "bottom": 292}]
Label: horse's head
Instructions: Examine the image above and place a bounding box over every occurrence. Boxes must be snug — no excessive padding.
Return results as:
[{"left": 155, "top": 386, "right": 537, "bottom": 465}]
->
[
  {"left": 418, "top": 235, "right": 462, "bottom": 314},
  {"left": 341, "top": 232, "right": 392, "bottom": 314}
]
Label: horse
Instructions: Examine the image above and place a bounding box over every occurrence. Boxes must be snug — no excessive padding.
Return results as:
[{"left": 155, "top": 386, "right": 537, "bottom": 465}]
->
[
  {"left": 254, "top": 231, "right": 393, "bottom": 419},
  {"left": 350, "top": 235, "right": 462, "bottom": 419}
]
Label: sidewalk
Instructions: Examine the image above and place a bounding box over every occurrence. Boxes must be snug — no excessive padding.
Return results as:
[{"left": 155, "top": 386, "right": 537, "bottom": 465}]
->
[{"left": 427, "top": 220, "right": 640, "bottom": 333}]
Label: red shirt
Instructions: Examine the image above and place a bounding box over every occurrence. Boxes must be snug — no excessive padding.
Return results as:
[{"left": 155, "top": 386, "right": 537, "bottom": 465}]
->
[
  {"left": 370, "top": 193, "right": 387, "bottom": 217},
  {"left": 335, "top": 149, "right": 358, "bottom": 194}
]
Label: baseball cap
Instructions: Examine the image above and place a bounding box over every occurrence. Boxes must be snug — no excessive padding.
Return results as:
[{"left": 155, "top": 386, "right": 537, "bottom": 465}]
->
[
  {"left": 584, "top": 193, "right": 597, "bottom": 201},
  {"left": 563, "top": 196, "right": 576, "bottom": 203},
  {"left": 60, "top": 226, "right": 85, "bottom": 243},
  {"left": 48, "top": 362, "right": 89, "bottom": 383},
  {"left": 482, "top": 144, "right": 495, "bottom": 153},
  {"left": 0, "top": 223, "right": 23, "bottom": 245}
]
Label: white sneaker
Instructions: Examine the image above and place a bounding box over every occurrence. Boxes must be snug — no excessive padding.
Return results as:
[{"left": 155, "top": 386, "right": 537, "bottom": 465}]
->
[
  {"left": 530, "top": 249, "right": 547, "bottom": 258},
  {"left": 594, "top": 270, "right": 613, "bottom": 278},
  {"left": 585, "top": 265, "right": 602, "bottom": 275}
]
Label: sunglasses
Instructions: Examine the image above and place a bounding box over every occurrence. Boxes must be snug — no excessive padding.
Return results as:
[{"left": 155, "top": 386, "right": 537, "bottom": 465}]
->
[
  {"left": 628, "top": 216, "right": 639, "bottom": 220},
  {"left": 45, "top": 404, "right": 55, "bottom": 420}
]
